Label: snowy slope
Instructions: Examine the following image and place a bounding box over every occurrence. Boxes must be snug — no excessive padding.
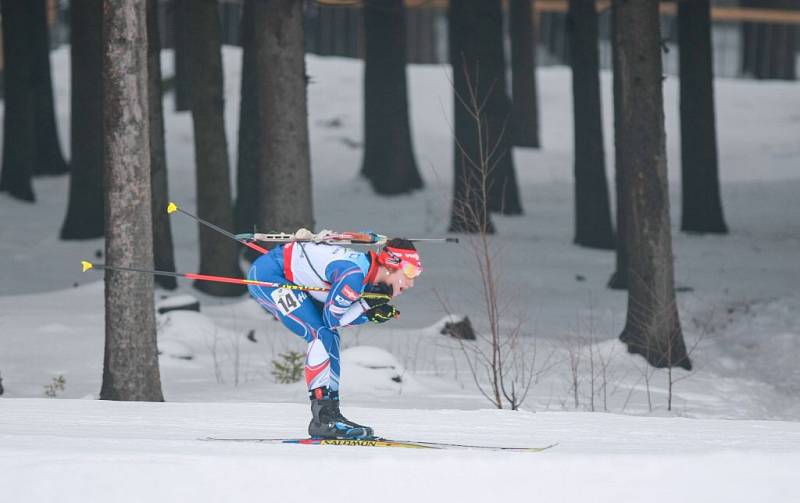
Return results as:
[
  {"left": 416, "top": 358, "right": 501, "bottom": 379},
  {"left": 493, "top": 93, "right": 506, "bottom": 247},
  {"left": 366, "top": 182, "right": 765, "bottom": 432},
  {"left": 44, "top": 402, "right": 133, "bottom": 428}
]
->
[{"left": 1, "top": 399, "right": 799, "bottom": 503}]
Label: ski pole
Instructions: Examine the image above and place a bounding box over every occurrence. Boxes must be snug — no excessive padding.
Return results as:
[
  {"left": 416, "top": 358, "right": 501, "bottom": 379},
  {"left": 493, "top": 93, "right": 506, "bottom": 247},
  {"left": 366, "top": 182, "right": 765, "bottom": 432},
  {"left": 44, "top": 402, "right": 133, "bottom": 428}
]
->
[
  {"left": 167, "top": 202, "right": 269, "bottom": 255},
  {"left": 80, "top": 261, "right": 389, "bottom": 299}
]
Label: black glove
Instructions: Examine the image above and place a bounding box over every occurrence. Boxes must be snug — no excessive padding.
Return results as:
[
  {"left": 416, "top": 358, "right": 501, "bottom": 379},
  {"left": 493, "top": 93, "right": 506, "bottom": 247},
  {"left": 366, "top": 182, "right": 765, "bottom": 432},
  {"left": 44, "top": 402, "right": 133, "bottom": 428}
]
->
[
  {"left": 365, "top": 304, "right": 399, "bottom": 323},
  {"left": 361, "top": 283, "right": 393, "bottom": 310}
]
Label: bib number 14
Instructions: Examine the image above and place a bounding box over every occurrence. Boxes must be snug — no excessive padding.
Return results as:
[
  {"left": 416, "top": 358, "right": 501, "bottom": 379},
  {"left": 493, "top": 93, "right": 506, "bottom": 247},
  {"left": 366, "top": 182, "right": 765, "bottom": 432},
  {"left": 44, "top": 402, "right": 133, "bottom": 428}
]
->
[{"left": 270, "top": 288, "right": 304, "bottom": 315}]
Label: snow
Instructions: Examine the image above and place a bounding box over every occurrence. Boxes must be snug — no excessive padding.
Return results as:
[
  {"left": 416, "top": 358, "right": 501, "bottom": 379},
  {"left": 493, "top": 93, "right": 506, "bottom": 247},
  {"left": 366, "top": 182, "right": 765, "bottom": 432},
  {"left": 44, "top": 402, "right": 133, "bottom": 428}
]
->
[
  {"left": 1, "top": 399, "right": 799, "bottom": 503},
  {"left": 1, "top": 45, "right": 799, "bottom": 501}
]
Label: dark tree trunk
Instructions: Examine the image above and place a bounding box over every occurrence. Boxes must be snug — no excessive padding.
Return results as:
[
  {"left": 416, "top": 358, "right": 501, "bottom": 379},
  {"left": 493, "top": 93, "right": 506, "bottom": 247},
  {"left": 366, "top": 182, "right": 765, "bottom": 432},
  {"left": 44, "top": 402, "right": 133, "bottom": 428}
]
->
[
  {"left": 448, "top": 0, "right": 519, "bottom": 232},
  {"left": 508, "top": 0, "right": 540, "bottom": 148},
  {"left": 257, "top": 0, "right": 314, "bottom": 234},
  {"left": 189, "top": 0, "right": 245, "bottom": 297},
  {"left": 0, "top": 0, "right": 69, "bottom": 200},
  {"left": 61, "top": 0, "right": 105, "bottom": 239},
  {"left": 101, "top": 0, "right": 164, "bottom": 402},
  {"left": 484, "top": 1, "right": 522, "bottom": 216},
  {"left": 31, "top": 0, "right": 68, "bottom": 176},
  {"left": 613, "top": 0, "right": 691, "bottom": 371},
  {"left": 678, "top": 0, "right": 728, "bottom": 235},
  {"left": 173, "top": 0, "right": 193, "bottom": 111},
  {"left": 235, "top": 0, "right": 261, "bottom": 237},
  {"left": 567, "top": 0, "right": 614, "bottom": 250},
  {"left": 0, "top": 0, "right": 37, "bottom": 201},
  {"left": 741, "top": 0, "right": 797, "bottom": 80},
  {"left": 361, "top": 0, "right": 423, "bottom": 195},
  {"left": 608, "top": 0, "right": 627, "bottom": 290},
  {"left": 448, "top": 0, "right": 493, "bottom": 233},
  {"left": 148, "top": 0, "right": 178, "bottom": 289}
]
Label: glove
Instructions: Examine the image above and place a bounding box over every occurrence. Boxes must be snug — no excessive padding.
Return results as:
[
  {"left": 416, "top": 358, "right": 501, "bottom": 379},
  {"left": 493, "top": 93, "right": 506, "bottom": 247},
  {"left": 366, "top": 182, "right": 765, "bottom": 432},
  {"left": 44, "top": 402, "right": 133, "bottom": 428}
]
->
[
  {"left": 360, "top": 283, "right": 393, "bottom": 310},
  {"left": 365, "top": 304, "right": 399, "bottom": 323}
]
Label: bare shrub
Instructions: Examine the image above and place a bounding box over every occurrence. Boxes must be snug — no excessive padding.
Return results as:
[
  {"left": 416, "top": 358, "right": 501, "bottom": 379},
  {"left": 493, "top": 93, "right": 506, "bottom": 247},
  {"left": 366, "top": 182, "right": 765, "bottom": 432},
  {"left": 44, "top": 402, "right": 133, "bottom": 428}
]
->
[
  {"left": 437, "top": 60, "right": 552, "bottom": 410},
  {"left": 44, "top": 375, "right": 66, "bottom": 398}
]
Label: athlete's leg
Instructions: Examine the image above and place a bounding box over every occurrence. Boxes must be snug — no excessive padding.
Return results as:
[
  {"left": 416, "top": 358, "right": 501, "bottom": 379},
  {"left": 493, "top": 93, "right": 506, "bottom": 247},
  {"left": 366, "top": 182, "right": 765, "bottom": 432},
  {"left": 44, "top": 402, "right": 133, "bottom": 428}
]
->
[{"left": 247, "top": 256, "right": 341, "bottom": 392}]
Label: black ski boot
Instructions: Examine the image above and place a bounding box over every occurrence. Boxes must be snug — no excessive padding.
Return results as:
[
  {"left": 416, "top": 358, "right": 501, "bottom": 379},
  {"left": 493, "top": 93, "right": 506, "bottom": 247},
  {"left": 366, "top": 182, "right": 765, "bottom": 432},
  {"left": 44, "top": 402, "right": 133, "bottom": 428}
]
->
[{"left": 308, "top": 388, "right": 374, "bottom": 439}]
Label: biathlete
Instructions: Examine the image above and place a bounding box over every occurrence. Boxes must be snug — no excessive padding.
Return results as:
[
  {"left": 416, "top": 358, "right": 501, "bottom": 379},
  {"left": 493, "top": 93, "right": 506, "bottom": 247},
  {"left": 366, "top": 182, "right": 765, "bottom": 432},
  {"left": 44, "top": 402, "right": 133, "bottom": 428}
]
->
[{"left": 247, "top": 237, "right": 422, "bottom": 439}]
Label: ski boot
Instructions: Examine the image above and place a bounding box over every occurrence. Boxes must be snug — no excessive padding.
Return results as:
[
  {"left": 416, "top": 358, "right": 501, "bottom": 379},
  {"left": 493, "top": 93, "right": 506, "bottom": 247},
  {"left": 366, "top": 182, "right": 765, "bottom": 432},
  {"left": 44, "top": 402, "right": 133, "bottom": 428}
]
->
[{"left": 308, "top": 388, "right": 374, "bottom": 439}]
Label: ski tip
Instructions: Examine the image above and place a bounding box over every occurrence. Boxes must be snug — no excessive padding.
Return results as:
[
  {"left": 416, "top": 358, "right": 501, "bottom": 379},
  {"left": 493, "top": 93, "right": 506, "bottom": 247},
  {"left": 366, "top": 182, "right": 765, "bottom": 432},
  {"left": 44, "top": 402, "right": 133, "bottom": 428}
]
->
[
  {"left": 167, "top": 202, "right": 178, "bottom": 214},
  {"left": 81, "top": 261, "right": 94, "bottom": 272}
]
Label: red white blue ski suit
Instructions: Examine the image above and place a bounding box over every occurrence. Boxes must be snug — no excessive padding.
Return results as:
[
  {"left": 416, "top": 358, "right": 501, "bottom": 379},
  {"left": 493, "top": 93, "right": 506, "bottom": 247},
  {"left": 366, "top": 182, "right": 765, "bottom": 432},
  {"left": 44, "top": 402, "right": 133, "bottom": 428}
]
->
[{"left": 247, "top": 242, "right": 380, "bottom": 392}]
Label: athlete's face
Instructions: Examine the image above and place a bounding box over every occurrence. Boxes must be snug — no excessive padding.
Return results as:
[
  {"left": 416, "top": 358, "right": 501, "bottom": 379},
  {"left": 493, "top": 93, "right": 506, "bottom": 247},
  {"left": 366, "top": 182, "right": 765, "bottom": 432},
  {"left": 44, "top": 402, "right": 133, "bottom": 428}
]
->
[{"left": 379, "top": 267, "right": 415, "bottom": 297}]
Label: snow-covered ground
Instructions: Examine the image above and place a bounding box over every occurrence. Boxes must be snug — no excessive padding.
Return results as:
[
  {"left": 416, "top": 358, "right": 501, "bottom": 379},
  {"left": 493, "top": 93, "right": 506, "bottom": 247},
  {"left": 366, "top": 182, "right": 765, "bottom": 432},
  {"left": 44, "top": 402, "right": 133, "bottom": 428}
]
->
[
  {"left": 1, "top": 47, "right": 799, "bottom": 501},
  {"left": 2, "top": 399, "right": 799, "bottom": 503}
]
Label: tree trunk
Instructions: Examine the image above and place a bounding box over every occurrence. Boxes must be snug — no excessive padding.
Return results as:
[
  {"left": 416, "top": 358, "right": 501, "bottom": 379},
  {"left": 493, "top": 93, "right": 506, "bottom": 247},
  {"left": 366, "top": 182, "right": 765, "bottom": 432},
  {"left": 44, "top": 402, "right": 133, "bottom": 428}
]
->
[
  {"left": 448, "top": 0, "right": 519, "bottom": 232},
  {"left": 484, "top": 1, "right": 522, "bottom": 216},
  {"left": 508, "top": 0, "right": 540, "bottom": 148},
  {"left": 100, "top": 0, "right": 164, "bottom": 402},
  {"left": 61, "top": 0, "right": 105, "bottom": 239},
  {"left": 361, "top": 0, "right": 423, "bottom": 195},
  {"left": 148, "top": 0, "right": 178, "bottom": 289},
  {"left": 0, "top": 1, "right": 38, "bottom": 201},
  {"left": 257, "top": 0, "right": 314, "bottom": 234},
  {"left": 678, "top": 0, "right": 727, "bottom": 235},
  {"left": 608, "top": 0, "right": 627, "bottom": 290},
  {"left": 31, "top": 0, "right": 68, "bottom": 176},
  {"left": 1, "top": 0, "right": 70, "bottom": 201},
  {"left": 189, "top": 0, "right": 245, "bottom": 297},
  {"left": 614, "top": 0, "right": 691, "bottom": 371},
  {"left": 567, "top": 0, "right": 614, "bottom": 250},
  {"left": 173, "top": 0, "right": 193, "bottom": 111},
  {"left": 235, "top": 0, "right": 261, "bottom": 238},
  {"left": 741, "top": 0, "right": 797, "bottom": 80}
]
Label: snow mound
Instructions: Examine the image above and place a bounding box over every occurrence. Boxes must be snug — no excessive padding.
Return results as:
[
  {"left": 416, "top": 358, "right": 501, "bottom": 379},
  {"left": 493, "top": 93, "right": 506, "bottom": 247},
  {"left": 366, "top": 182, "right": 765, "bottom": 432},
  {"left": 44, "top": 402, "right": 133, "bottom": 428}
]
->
[
  {"left": 157, "top": 339, "right": 194, "bottom": 361},
  {"left": 340, "top": 346, "right": 425, "bottom": 395},
  {"left": 155, "top": 294, "right": 200, "bottom": 314},
  {"left": 156, "top": 310, "right": 236, "bottom": 363}
]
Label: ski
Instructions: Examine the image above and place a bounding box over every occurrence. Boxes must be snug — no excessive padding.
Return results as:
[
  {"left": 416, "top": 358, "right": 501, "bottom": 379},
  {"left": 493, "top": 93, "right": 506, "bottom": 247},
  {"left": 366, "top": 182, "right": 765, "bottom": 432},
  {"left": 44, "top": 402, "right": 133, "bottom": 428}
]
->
[{"left": 202, "top": 436, "right": 556, "bottom": 452}]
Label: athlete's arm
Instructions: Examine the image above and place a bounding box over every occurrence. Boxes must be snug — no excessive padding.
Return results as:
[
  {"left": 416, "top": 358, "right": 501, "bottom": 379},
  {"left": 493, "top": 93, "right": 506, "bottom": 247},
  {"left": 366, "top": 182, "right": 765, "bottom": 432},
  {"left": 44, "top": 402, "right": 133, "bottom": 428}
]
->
[{"left": 322, "top": 261, "right": 369, "bottom": 328}]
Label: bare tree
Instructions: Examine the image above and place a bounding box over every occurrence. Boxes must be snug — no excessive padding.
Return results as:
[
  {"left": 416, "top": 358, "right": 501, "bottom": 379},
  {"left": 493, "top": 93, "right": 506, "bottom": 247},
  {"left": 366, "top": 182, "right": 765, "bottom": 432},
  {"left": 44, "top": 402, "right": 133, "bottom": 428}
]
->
[
  {"left": 444, "top": 69, "right": 550, "bottom": 410},
  {"left": 361, "top": 0, "right": 424, "bottom": 194},
  {"left": 567, "top": 0, "right": 614, "bottom": 250},
  {"left": 607, "top": 0, "right": 628, "bottom": 290},
  {"left": 61, "top": 0, "right": 105, "bottom": 239},
  {"left": 147, "top": 0, "right": 177, "bottom": 289},
  {"left": 0, "top": 0, "right": 68, "bottom": 201},
  {"left": 257, "top": 0, "right": 314, "bottom": 233},
  {"left": 100, "top": 0, "right": 163, "bottom": 402},
  {"left": 678, "top": 0, "right": 728, "bottom": 234},
  {"left": 613, "top": 0, "right": 691, "bottom": 371},
  {"left": 172, "top": 0, "right": 193, "bottom": 111},
  {"left": 189, "top": 0, "right": 245, "bottom": 297},
  {"left": 30, "top": 0, "right": 67, "bottom": 177},
  {"left": 448, "top": 0, "right": 521, "bottom": 232},
  {"left": 508, "top": 0, "right": 540, "bottom": 148},
  {"left": 234, "top": 0, "right": 261, "bottom": 236}
]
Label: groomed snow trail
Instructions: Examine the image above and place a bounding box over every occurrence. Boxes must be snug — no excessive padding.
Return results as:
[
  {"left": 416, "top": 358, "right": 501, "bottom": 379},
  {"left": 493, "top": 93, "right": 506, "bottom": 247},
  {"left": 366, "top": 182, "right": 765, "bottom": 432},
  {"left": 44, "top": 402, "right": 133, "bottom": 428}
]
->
[{"left": 1, "top": 399, "right": 798, "bottom": 503}]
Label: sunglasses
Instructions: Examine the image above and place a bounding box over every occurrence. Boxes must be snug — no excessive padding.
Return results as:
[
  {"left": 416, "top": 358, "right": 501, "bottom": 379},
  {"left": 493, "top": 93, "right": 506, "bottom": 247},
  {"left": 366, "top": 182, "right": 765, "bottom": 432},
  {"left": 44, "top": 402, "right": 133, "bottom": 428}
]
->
[{"left": 401, "top": 261, "right": 422, "bottom": 279}]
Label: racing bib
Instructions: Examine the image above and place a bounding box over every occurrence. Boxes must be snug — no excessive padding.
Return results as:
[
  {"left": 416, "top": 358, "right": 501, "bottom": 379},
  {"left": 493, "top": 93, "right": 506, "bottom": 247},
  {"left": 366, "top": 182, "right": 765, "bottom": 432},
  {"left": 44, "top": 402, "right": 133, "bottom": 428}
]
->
[{"left": 270, "top": 288, "right": 303, "bottom": 315}]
